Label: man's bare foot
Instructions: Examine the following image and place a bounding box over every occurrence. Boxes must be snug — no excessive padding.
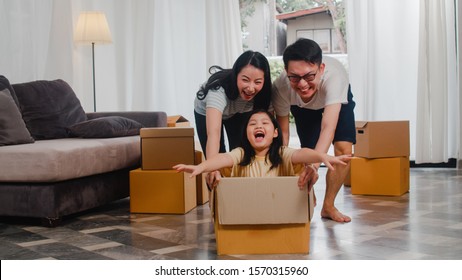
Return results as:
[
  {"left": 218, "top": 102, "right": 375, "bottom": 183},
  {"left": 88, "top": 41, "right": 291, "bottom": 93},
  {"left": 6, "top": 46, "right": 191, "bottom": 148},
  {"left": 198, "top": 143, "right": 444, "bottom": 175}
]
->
[{"left": 321, "top": 207, "right": 351, "bottom": 223}]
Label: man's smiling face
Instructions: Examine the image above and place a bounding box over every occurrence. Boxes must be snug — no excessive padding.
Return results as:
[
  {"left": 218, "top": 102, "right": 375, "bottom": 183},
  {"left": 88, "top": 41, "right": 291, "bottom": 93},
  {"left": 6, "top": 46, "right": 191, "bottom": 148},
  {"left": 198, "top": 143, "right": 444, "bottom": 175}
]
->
[{"left": 286, "top": 60, "right": 325, "bottom": 103}]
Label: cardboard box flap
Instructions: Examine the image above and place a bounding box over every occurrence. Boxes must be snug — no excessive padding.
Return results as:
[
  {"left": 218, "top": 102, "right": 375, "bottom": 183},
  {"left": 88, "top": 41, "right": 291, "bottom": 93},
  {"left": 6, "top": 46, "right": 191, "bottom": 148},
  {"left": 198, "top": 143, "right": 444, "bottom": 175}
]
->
[
  {"left": 140, "top": 127, "right": 194, "bottom": 138},
  {"left": 167, "top": 115, "right": 190, "bottom": 127},
  {"left": 355, "top": 121, "right": 368, "bottom": 129},
  {"left": 216, "top": 177, "right": 310, "bottom": 225}
]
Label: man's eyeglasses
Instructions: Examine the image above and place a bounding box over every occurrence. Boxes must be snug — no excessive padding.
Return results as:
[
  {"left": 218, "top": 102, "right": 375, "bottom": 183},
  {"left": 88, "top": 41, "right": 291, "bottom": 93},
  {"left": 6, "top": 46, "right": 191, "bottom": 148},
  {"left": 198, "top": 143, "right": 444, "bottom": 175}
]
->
[{"left": 287, "top": 69, "right": 319, "bottom": 84}]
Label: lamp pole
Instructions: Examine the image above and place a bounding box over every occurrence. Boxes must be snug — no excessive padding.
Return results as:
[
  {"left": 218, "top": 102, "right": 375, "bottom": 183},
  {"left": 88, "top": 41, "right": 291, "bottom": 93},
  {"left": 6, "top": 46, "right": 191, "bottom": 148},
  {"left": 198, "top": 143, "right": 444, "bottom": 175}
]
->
[
  {"left": 74, "top": 11, "right": 112, "bottom": 112},
  {"left": 92, "top": 42, "right": 96, "bottom": 112}
]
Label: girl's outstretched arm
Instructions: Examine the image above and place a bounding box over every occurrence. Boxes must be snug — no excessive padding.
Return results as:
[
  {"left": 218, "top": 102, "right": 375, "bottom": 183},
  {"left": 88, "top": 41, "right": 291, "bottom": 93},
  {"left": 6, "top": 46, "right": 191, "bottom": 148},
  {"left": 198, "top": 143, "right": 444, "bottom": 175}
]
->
[
  {"left": 173, "top": 153, "right": 234, "bottom": 177},
  {"left": 291, "top": 148, "right": 351, "bottom": 171}
]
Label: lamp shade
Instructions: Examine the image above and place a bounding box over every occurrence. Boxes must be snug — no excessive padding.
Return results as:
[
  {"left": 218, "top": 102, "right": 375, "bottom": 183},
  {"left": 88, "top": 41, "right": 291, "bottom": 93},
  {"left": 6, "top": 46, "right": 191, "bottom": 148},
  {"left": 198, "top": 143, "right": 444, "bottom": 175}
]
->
[{"left": 74, "top": 11, "right": 112, "bottom": 44}]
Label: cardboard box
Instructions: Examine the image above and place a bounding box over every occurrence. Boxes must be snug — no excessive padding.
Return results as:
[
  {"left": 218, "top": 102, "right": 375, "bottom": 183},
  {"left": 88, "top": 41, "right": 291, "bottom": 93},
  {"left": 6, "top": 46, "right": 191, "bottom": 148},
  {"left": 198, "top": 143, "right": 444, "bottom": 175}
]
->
[
  {"left": 167, "top": 115, "right": 190, "bottom": 127},
  {"left": 213, "top": 177, "right": 314, "bottom": 255},
  {"left": 130, "top": 169, "right": 196, "bottom": 214},
  {"left": 351, "top": 157, "right": 410, "bottom": 196},
  {"left": 195, "top": 150, "right": 209, "bottom": 205},
  {"left": 354, "top": 121, "right": 410, "bottom": 158},
  {"left": 140, "top": 127, "right": 195, "bottom": 170}
]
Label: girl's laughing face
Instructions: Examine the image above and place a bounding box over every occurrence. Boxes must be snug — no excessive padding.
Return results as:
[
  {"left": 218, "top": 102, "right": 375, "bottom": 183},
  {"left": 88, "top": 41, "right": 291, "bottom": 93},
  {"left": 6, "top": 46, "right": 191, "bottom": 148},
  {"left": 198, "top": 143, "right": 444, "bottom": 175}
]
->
[{"left": 246, "top": 112, "right": 278, "bottom": 156}]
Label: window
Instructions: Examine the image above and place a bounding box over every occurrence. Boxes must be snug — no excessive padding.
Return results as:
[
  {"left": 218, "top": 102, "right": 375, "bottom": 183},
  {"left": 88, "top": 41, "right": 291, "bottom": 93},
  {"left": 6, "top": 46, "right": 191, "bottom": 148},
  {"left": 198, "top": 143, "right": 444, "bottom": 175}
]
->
[{"left": 296, "top": 28, "right": 341, "bottom": 54}]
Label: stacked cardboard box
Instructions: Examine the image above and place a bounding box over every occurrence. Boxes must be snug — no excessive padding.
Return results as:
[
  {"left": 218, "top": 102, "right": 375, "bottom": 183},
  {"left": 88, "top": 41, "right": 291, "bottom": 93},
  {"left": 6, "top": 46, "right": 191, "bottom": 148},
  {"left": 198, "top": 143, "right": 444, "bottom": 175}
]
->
[
  {"left": 351, "top": 121, "right": 410, "bottom": 196},
  {"left": 140, "top": 127, "right": 195, "bottom": 170},
  {"left": 213, "top": 177, "right": 314, "bottom": 255},
  {"left": 129, "top": 116, "right": 208, "bottom": 213},
  {"left": 130, "top": 169, "right": 196, "bottom": 214}
]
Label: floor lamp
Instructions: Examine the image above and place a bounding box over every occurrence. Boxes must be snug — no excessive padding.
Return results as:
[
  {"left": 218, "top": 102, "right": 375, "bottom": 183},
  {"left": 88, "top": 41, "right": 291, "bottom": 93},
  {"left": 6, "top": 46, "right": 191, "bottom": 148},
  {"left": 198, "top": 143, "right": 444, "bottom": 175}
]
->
[{"left": 74, "top": 11, "right": 112, "bottom": 112}]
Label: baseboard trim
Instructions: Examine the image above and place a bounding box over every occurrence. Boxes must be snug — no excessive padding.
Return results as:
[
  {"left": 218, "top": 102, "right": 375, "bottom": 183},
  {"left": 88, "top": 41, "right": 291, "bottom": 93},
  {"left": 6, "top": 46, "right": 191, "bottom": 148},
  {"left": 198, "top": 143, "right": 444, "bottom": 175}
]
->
[{"left": 410, "top": 158, "right": 457, "bottom": 168}]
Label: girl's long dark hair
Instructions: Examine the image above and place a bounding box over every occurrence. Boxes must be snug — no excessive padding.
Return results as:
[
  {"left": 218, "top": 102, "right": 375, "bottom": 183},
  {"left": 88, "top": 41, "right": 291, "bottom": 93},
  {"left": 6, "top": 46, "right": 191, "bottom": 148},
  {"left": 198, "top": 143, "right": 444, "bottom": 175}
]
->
[
  {"left": 196, "top": 51, "right": 271, "bottom": 110},
  {"left": 239, "top": 109, "right": 283, "bottom": 170}
]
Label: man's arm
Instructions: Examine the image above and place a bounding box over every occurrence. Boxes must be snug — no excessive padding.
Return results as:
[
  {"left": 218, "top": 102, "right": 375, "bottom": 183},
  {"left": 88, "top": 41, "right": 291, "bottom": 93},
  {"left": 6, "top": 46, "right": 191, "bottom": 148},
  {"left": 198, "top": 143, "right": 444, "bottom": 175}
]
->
[
  {"left": 294, "top": 104, "right": 341, "bottom": 190},
  {"left": 276, "top": 115, "right": 290, "bottom": 146},
  {"left": 314, "top": 103, "right": 341, "bottom": 157}
]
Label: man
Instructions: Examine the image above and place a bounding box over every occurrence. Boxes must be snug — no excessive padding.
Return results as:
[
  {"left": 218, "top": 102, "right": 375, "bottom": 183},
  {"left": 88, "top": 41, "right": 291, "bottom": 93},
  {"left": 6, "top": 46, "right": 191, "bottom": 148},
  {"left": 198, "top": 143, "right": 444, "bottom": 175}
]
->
[{"left": 272, "top": 38, "right": 356, "bottom": 223}]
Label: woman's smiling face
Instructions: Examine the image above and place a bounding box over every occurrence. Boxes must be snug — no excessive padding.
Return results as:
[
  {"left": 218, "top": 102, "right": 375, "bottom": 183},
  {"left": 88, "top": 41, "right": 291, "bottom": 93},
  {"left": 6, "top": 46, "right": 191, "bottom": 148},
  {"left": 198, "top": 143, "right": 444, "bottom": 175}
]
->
[
  {"left": 237, "top": 64, "right": 265, "bottom": 101},
  {"left": 246, "top": 112, "right": 278, "bottom": 156}
]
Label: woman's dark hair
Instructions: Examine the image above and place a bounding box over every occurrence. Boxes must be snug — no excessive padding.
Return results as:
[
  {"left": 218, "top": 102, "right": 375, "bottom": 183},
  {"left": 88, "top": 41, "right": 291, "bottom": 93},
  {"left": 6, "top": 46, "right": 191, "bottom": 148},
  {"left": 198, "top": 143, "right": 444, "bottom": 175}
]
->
[
  {"left": 283, "top": 38, "right": 323, "bottom": 69},
  {"left": 196, "top": 50, "right": 271, "bottom": 110},
  {"left": 239, "top": 109, "right": 283, "bottom": 170}
]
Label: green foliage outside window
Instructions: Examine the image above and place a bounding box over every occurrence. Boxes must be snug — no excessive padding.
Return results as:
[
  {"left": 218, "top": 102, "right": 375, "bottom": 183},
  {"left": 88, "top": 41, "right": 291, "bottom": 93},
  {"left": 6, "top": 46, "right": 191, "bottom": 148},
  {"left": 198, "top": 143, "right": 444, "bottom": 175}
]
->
[
  {"left": 267, "top": 57, "right": 295, "bottom": 124},
  {"left": 268, "top": 57, "right": 284, "bottom": 82}
]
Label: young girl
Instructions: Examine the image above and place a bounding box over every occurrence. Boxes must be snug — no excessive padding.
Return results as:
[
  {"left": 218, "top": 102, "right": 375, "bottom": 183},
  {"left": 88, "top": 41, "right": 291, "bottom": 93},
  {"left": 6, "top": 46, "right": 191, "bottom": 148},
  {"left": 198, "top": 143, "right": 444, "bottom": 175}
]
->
[{"left": 174, "top": 109, "right": 350, "bottom": 189}]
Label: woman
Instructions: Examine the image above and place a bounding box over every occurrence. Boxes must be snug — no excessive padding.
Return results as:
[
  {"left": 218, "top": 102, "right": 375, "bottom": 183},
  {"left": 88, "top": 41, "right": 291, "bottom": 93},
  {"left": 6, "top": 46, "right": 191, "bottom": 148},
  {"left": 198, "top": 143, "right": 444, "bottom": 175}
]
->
[{"left": 194, "top": 51, "right": 272, "bottom": 187}]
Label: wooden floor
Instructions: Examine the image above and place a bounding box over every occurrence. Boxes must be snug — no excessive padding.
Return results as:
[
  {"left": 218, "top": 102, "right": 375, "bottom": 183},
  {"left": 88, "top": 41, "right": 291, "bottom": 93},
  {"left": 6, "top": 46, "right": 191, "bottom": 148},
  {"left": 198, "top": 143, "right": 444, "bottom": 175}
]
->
[{"left": 1, "top": 168, "right": 461, "bottom": 260}]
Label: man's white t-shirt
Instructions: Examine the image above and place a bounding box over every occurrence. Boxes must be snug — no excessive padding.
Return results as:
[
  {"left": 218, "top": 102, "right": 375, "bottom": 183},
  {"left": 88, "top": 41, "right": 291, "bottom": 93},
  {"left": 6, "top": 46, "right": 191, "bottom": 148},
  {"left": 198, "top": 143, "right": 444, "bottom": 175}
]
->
[{"left": 272, "top": 56, "right": 349, "bottom": 116}]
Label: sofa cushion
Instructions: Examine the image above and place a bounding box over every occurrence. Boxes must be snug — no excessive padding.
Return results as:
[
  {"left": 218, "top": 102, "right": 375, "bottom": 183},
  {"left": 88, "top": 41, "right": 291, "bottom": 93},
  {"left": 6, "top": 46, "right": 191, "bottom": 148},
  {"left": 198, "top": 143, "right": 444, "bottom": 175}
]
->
[
  {"left": 0, "top": 75, "right": 20, "bottom": 107},
  {"left": 0, "top": 89, "right": 35, "bottom": 146},
  {"left": 0, "top": 137, "right": 140, "bottom": 182},
  {"left": 68, "top": 116, "right": 144, "bottom": 138},
  {"left": 12, "top": 79, "right": 87, "bottom": 140}
]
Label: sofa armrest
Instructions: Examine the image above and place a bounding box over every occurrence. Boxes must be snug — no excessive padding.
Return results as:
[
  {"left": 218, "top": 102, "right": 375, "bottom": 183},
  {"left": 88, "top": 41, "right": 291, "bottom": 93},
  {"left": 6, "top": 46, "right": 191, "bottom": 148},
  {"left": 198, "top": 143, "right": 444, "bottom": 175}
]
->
[{"left": 86, "top": 111, "right": 168, "bottom": 127}]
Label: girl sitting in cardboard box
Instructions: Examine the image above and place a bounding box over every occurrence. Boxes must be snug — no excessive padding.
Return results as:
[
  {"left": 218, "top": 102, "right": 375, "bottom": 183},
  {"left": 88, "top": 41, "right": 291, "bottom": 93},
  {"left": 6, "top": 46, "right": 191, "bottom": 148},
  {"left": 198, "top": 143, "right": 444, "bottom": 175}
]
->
[{"left": 174, "top": 109, "right": 350, "bottom": 191}]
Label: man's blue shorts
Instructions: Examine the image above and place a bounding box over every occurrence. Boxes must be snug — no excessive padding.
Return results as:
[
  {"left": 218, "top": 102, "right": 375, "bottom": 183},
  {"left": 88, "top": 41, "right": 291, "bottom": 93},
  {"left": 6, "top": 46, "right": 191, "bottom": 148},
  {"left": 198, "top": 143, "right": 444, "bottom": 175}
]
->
[{"left": 290, "top": 85, "right": 356, "bottom": 149}]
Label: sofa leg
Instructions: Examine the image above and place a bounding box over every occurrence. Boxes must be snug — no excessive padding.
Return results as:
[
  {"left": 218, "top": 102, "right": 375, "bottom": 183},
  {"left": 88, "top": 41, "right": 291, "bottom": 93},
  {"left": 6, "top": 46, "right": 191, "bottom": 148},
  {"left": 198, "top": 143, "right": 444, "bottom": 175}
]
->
[{"left": 41, "top": 217, "right": 62, "bottom": 227}]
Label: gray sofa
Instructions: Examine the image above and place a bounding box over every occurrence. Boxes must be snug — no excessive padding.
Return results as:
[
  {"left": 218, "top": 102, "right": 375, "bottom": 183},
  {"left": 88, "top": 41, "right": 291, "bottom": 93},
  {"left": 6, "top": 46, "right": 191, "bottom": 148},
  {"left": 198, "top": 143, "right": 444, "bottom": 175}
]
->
[{"left": 0, "top": 76, "right": 167, "bottom": 226}]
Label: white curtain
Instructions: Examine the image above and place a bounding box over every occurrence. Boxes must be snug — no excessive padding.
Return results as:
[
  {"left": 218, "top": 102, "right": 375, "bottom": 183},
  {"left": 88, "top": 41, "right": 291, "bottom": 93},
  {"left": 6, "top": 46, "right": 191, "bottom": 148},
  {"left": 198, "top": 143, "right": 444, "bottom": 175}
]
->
[
  {"left": 346, "top": 0, "right": 458, "bottom": 163},
  {"left": 0, "top": 0, "right": 243, "bottom": 127},
  {"left": 415, "top": 0, "right": 458, "bottom": 163},
  {"left": 459, "top": 1, "right": 462, "bottom": 166},
  {"left": 205, "top": 0, "right": 243, "bottom": 71}
]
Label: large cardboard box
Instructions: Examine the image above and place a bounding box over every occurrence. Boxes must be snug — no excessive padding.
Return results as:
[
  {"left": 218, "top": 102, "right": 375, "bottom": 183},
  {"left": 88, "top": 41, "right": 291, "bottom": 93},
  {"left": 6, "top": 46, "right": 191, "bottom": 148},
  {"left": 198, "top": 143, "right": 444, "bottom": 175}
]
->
[
  {"left": 167, "top": 115, "right": 190, "bottom": 127},
  {"left": 354, "top": 121, "right": 410, "bottom": 158},
  {"left": 140, "top": 127, "right": 195, "bottom": 170},
  {"left": 213, "top": 177, "right": 314, "bottom": 255},
  {"left": 130, "top": 169, "right": 197, "bottom": 214},
  {"left": 195, "top": 150, "right": 209, "bottom": 205},
  {"left": 351, "top": 157, "right": 410, "bottom": 196}
]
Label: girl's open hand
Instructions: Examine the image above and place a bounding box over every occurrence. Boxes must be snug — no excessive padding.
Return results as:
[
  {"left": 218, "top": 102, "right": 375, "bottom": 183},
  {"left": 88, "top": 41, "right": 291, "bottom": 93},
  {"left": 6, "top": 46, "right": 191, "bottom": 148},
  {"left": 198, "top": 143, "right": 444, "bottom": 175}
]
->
[
  {"left": 322, "top": 154, "right": 352, "bottom": 171},
  {"left": 336, "top": 154, "right": 352, "bottom": 163},
  {"left": 172, "top": 164, "right": 202, "bottom": 177}
]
